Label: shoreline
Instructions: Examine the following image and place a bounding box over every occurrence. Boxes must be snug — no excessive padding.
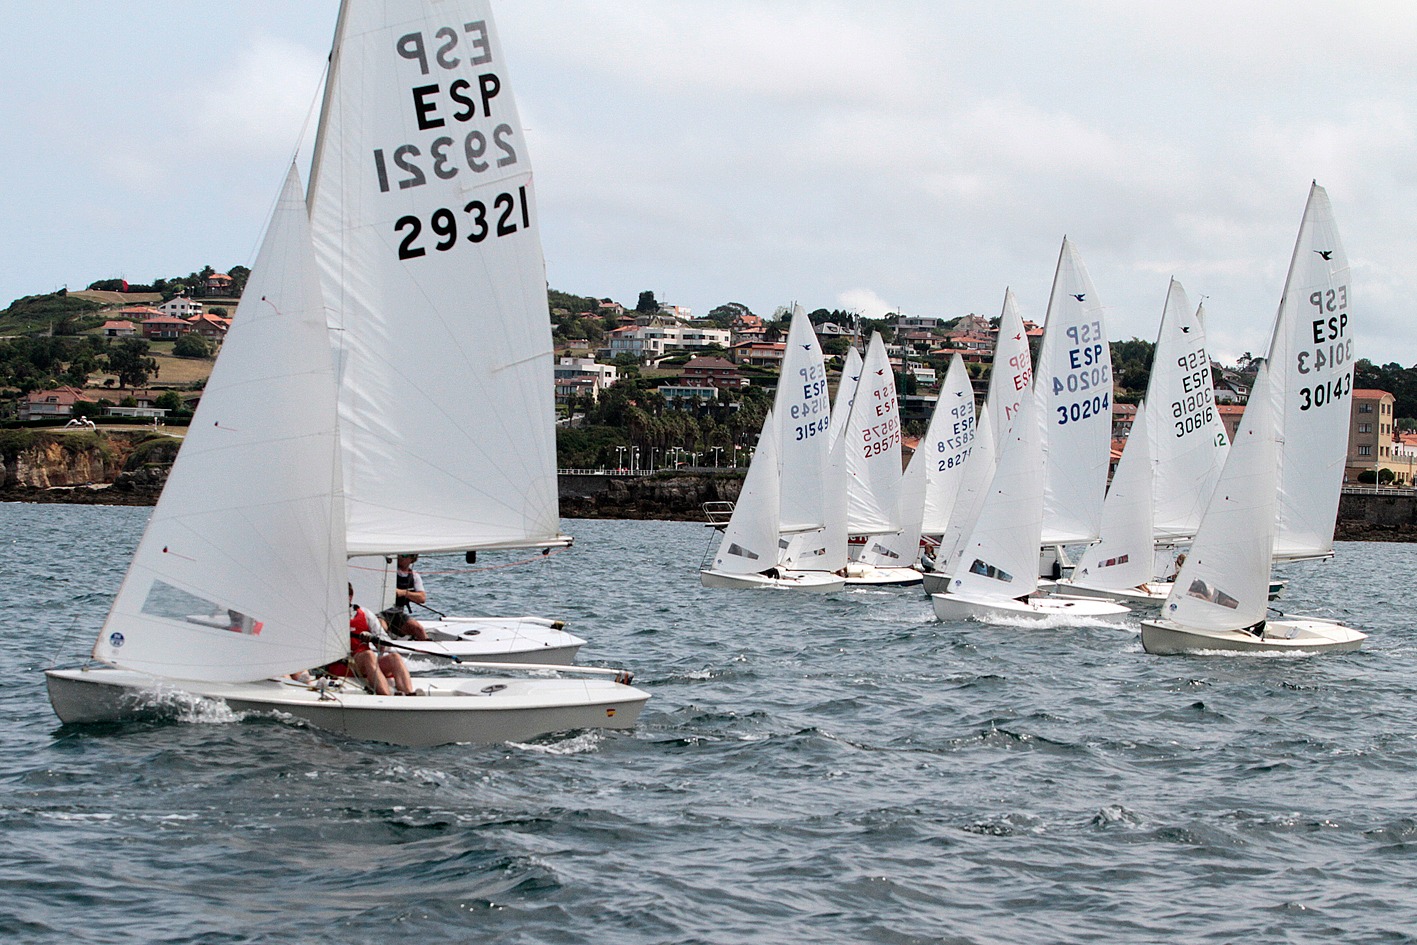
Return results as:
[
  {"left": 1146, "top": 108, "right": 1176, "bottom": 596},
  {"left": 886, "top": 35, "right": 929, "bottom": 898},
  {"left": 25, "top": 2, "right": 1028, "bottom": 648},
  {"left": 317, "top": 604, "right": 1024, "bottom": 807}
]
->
[{"left": 4, "top": 479, "right": 1416, "bottom": 540}]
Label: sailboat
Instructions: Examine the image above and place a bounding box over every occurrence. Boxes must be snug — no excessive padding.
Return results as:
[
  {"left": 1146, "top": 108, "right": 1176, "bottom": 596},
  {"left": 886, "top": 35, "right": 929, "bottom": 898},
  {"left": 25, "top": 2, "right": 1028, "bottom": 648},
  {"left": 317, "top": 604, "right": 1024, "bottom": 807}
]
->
[
  {"left": 930, "top": 365, "right": 1130, "bottom": 622},
  {"left": 305, "top": 0, "right": 584, "bottom": 664},
  {"left": 1139, "top": 366, "right": 1364, "bottom": 654},
  {"left": 920, "top": 289, "right": 1029, "bottom": 596},
  {"left": 850, "top": 352, "right": 976, "bottom": 587},
  {"left": 700, "top": 309, "right": 844, "bottom": 590},
  {"left": 1054, "top": 279, "right": 1229, "bottom": 606},
  {"left": 932, "top": 243, "right": 1129, "bottom": 622},
  {"left": 838, "top": 332, "right": 920, "bottom": 585},
  {"left": 1052, "top": 401, "right": 1169, "bottom": 606},
  {"left": 1141, "top": 182, "right": 1364, "bottom": 654},
  {"left": 46, "top": 167, "right": 649, "bottom": 745}
]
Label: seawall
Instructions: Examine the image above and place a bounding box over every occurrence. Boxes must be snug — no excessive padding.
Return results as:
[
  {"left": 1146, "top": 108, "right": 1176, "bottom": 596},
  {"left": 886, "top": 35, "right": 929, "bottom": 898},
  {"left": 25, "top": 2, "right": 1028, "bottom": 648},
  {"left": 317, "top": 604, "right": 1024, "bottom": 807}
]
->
[{"left": 3, "top": 435, "right": 1412, "bottom": 537}]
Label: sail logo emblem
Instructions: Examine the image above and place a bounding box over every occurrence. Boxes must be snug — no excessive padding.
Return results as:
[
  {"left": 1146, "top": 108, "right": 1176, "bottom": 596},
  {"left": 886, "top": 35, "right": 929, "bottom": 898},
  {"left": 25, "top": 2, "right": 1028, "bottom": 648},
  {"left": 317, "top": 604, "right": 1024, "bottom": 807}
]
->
[{"left": 108, "top": 632, "right": 125, "bottom": 648}]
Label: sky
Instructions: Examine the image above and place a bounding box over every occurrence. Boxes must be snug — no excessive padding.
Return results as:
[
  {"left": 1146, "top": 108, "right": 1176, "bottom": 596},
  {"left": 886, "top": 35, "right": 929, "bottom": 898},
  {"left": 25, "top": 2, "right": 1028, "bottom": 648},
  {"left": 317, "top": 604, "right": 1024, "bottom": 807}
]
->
[{"left": 5, "top": 1, "right": 1417, "bottom": 366}]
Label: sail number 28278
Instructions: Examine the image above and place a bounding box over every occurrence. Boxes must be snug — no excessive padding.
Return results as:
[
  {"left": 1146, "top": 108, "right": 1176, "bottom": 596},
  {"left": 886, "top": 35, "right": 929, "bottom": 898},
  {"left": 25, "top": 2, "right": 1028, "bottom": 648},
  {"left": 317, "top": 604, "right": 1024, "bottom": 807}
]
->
[{"left": 395, "top": 187, "right": 531, "bottom": 260}]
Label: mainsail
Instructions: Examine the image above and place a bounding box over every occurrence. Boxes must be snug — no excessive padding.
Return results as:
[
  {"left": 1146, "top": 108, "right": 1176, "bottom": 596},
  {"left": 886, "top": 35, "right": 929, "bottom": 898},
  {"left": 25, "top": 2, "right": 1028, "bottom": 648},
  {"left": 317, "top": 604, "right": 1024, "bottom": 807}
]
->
[
  {"left": 308, "top": 2, "right": 561, "bottom": 555},
  {"left": 1146, "top": 280, "right": 1229, "bottom": 541},
  {"left": 1263, "top": 182, "right": 1353, "bottom": 561},
  {"left": 1035, "top": 239, "right": 1114, "bottom": 546}
]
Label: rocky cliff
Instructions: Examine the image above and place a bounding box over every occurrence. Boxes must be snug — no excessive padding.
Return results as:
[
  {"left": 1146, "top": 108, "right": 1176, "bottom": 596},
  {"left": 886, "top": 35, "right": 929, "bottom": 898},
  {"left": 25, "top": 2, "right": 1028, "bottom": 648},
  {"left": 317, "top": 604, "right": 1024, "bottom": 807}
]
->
[
  {"left": 558, "top": 472, "right": 742, "bottom": 520},
  {"left": 0, "top": 430, "right": 174, "bottom": 505}
]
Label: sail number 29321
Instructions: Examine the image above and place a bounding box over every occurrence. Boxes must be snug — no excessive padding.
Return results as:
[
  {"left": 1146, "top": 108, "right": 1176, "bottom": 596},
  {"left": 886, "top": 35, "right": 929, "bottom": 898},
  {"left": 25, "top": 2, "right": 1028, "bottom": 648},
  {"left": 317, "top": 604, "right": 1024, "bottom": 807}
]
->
[{"left": 395, "top": 187, "right": 531, "bottom": 260}]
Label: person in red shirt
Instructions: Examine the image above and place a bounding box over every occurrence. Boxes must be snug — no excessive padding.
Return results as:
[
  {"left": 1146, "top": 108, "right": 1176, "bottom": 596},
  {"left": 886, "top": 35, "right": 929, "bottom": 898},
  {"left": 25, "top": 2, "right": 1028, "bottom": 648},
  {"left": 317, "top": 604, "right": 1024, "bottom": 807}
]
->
[{"left": 328, "top": 584, "right": 417, "bottom": 695}]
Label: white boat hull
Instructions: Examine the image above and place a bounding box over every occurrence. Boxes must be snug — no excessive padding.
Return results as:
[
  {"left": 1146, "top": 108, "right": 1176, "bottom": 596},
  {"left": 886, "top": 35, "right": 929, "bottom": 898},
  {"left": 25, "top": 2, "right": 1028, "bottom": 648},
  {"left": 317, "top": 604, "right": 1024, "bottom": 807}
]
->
[
  {"left": 844, "top": 564, "right": 924, "bottom": 587},
  {"left": 932, "top": 592, "right": 1131, "bottom": 622},
  {"left": 920, "top": 571, "right": 951, "bottom": 596},
  {"left": 45, "top": 668, "right": 648, "bottom": 747},
  {"left": 699, "top": 569, "right": 845, "bottom": 592},
  {"left": 1139, "top": 617, "right": 1366, "bottom": 655},
  {"left": 1051, "top": 580, "right": 1170, "bottom": 608},
  {"left": 418, "top": 616, "right": 584, "bottom": 665},
  {"left": 1053, "top": 578, "right": 1285, "bottom": 607}
]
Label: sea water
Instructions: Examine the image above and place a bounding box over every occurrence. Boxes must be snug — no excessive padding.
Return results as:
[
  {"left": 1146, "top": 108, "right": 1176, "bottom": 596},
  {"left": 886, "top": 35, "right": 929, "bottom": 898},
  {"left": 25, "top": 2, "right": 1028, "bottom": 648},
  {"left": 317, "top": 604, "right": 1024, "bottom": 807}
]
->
[{"left": 4, "top": 501, "right": 1417, "bottom": 944}]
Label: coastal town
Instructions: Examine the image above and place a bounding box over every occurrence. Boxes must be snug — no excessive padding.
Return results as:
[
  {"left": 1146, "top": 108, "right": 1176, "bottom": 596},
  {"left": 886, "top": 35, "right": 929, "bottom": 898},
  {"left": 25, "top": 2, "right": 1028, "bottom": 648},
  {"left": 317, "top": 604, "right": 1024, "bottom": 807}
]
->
[{"left": 1, "top": 273, "right": 1415, "bottom": 501}]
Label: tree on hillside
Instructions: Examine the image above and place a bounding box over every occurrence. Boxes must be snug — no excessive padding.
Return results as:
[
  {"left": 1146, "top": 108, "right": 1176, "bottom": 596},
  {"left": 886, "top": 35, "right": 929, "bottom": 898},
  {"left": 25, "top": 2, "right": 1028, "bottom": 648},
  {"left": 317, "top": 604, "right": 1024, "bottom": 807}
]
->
[
  {"left": 227, "top": 266, "right": 251, "bottom": 295},
  {"left": 705, "top": 302, "right": 753, "bottom": 328},
  {"left": 635, "top": 290, "right": 659, "bottom": 314},
  {"left": 173, "top": 334, "right": 211, "bottom": 359},
  {"left": 1110, "top": 338, "right": 1155, "bottom": 398},
  {"left": 106, "top": 337, "right": 158, "bottom": 389}
]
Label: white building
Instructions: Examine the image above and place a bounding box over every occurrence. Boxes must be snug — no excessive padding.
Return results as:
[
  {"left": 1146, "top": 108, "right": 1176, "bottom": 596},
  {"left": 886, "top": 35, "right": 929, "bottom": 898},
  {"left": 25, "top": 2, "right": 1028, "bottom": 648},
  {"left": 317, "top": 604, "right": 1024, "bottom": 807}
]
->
[
  {"left": 554, "top": 356, "right": 618, "bottom": 396},
  {"left": 608, "top": 324, "right": 731, "bottom": 361},
  {"left": 157, "top": 296, "right": 204, "bottom": 319}
]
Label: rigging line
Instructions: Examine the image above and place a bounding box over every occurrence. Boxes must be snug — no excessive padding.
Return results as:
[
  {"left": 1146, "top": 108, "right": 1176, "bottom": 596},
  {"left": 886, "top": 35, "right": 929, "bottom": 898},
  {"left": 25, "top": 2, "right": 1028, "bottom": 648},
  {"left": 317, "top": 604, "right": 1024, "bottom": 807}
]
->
[{"left": 345, "top": 546, "right": 569, "bottom": 576}]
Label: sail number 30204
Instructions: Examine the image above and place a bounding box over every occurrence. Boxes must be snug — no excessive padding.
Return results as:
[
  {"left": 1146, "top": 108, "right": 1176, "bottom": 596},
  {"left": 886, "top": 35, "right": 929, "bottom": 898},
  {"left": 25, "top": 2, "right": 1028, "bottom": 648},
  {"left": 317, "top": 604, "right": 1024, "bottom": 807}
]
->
[{"left": 396, "top": 186, "right": 530, "bottom": 259}]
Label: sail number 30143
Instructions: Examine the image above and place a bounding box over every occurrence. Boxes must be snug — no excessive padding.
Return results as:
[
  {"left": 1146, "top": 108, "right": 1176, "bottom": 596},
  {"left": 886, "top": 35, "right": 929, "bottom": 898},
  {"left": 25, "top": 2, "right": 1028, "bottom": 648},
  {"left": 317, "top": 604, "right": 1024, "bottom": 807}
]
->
[{"left": 395, "top": 186, "right": 530, "bottom": 259}]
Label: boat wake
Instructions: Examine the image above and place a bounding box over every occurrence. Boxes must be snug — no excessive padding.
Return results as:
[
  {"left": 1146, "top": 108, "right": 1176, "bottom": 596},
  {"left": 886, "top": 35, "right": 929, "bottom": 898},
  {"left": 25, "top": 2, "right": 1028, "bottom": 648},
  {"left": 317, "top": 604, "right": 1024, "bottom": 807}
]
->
[
  {"left": 968, "top": 612, "right": 1134, "bottom": 630},
  {"left": 132, "top": 687, "right": 246, "bottom": 724},
  {"left": 510, "top": 730, "right": 605, "bottom": 755}
]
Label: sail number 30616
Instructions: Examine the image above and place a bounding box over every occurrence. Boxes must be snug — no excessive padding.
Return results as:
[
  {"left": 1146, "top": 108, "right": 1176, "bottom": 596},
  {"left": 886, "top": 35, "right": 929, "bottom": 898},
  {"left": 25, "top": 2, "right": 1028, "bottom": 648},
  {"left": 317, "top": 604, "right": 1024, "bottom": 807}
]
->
[{"left": 396, "top": 186, "right": 530, "bottom": 259}]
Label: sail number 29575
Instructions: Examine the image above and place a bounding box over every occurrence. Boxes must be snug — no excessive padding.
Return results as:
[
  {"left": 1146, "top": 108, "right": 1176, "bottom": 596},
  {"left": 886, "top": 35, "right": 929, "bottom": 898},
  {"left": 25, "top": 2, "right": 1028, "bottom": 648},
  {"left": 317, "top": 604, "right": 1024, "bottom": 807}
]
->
[{"left": 395, "top": 186, "right": 530, "bottom": 259}]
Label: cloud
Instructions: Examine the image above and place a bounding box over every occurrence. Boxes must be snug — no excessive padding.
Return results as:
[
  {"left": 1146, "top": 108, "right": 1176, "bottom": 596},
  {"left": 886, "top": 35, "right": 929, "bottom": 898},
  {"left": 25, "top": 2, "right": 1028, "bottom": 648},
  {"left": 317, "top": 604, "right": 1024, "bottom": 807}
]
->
[{"left": 836, "top": 288, "right": 895, "bottom": 318}]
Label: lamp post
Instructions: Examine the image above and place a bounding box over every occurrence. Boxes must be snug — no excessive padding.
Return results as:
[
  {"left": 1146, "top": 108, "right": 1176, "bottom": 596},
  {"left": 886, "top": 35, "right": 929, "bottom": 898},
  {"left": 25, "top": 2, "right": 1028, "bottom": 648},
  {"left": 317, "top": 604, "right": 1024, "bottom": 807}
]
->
[
  {"left": 712, "top": 446, "right": 722, "bottom": 467},
  {"left": 615, "top": 445, "right": 626, "bottom": 472},
  {"left": 631, "top": 447, "right": 639, "bottom": 474}
]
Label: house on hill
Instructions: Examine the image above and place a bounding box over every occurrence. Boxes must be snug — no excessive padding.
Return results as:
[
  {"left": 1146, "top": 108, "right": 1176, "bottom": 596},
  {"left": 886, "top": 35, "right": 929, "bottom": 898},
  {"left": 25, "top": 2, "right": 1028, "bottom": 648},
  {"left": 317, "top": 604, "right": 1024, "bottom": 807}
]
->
[
  {"left": 186, "top": 312, "right": 231, "bottom": 340},
  {"left": 158, "top": 296, "right": 203, "bottom": 319},
  {"left": 101, "top": 320, "right": 138, "bottom": 338},
  {"left": 142, "top": 315, "right": 191, "bottom": 340},
  {"left": 20, "top": 386, "right": 97, "bottom": 421},
  {"left": 682, "top": 356, "right": 747, "bottom": 389},
  {"left": 730, "top": 340, "right": 786, "bottom": 368},
  {"left": 204, "top": 273, "right": 235, "bottom": 296}
]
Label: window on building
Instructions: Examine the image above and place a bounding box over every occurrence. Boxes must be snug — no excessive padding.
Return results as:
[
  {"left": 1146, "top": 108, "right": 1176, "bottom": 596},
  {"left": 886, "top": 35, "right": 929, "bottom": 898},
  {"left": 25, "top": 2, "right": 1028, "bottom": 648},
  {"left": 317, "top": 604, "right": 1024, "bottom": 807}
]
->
[
  {"left": 1359, "top": 404, "right": 1373, "bottom": 413},
  {"left": 1359, "top": 445, "right": 1372, "bottom": 456},
  {"left": 1359, "top": 423, "right": 1372, "bottom": 433}
]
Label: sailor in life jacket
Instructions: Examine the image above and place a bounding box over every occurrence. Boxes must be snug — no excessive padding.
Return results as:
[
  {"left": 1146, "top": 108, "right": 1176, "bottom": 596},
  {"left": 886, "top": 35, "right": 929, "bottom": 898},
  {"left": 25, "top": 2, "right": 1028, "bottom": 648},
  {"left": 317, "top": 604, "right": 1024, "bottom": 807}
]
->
[
  {"left": 380, "top": 553, "right": 430, "bottom": 641},
  {"left": 328, "top": 583, "right": 417, "bottom": 695}
]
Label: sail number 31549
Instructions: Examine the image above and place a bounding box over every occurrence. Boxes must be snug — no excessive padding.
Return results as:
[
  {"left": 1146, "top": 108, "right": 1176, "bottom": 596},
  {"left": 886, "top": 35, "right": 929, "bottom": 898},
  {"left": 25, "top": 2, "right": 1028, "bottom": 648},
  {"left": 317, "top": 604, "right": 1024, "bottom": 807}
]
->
[{"left": 395, "top": 186, "right": 530, "bottom": 259}]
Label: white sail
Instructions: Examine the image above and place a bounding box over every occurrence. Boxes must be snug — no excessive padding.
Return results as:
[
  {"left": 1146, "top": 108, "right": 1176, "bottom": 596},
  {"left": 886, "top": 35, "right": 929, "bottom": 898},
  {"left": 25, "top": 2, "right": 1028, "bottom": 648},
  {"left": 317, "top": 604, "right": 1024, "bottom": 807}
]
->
[
  {"left": 1035, "top": 239, "right": 1114, "bottom": 545},
  {"left": 308, "top": 1, "right": 561, "bottom": 556},
  {"left": 711, "top": 410, "right": 783, "bottom": 575},
  {"left": 828, "top": 345, "right": 864, "bottom": 448},
  {"left": 1264, "top": 182, "right": 1353, "bottom": 560},
  {"left": 94, "top": 167, "right": 349, "bottom": 682},
  {"left": 1146, "top": 281, "right": 1229, "bottom": 541},
  {"left": 934, "top": 290, "right": 1026, "bottom": 567},
  {"left": 844, "top": 332, "right": 902, "bottom": 536},
  {"left": 948, "top": 386, "right": 1045, "bottom": 601},
  {"left": 775, "top": 305, "right": 831, "bottom": 533},
  {"left": 858, "top": 437, "right": 926, "bottom": 570},
  {"left": 920, "top": 354, "right": 976, "bottom": 535},
  {"left": 1070, "top": 400, "right": 1155, "bottom": 589},
  {"left": 783, "top": 434, "right": 849, "bottom": 572},
  {"left": 936, "top": 408, "right": 995, "bottom": 574},
  {"left": 985, "top": 288, "right": 1034, "bottom": 448},
  {"left": 1162, "top": 364, "right": 1278, "bottom": 632}
]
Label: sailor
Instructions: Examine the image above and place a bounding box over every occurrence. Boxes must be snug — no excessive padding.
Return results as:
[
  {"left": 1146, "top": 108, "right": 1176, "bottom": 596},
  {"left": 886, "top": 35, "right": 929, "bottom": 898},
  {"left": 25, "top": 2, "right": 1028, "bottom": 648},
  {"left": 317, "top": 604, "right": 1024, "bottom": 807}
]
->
[
  {"left": 326, "top": 583, "right": 416, "bottom": 695},
  {"left": 380, "top": 553, "right": 430, "bottom": 641}
]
